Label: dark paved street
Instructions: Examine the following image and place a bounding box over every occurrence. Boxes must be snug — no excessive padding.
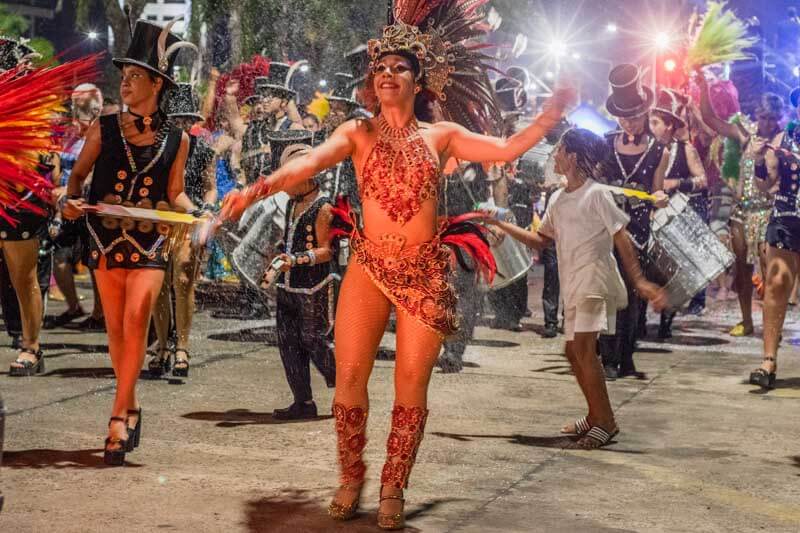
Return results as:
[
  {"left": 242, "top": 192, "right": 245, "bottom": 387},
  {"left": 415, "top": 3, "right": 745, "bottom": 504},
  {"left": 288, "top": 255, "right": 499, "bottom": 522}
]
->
[{"left": 1, "top": 270, "right": 799, "bottom": 532}]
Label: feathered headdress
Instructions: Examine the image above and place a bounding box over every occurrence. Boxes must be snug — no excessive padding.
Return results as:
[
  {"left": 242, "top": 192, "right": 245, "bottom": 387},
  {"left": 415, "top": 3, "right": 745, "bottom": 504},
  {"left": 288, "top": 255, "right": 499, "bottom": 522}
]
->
[
  {"left": 0, "top": 55, "right": 100, "bottom": 223},
  {"left": 367, "top": 0, "right": 502, "bottom": 134},
  {"left": 685, "top": 1, "right": 756, "bottom": 72}
]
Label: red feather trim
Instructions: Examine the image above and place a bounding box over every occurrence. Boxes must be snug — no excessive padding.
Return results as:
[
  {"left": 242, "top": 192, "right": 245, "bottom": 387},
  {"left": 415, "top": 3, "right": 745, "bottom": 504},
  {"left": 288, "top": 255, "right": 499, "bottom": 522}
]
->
[{"left": 0, "top": 54, "right": 100, "bottom": 224}]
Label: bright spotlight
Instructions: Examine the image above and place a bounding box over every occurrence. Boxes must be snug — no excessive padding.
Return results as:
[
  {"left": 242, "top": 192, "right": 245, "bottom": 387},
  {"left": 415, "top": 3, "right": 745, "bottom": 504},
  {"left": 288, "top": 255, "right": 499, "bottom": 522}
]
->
[
  {"left": 547, "top": 40, "right": 567, "bottom": 57},
  {"left": 299, "top": 64, "right": 310, "bottom": 73},
  {"left": 545, "top": 71, "right": 555, "bottom": 80},
  {"left": 606, "top": 23, "right": 618, "bottom": 33},
  {"left": 87, "top": 31, "right": 99, "bottom": 40},
  {"left": 664, "top": 59, "right": 677, "bottom": 72},
  {"left": 793, "top": 65, "right": 800, "bottom": 77},
  {"left": 654, "top": 32, "right": 671, "bottom": 51},
  {"left": 571, "top": 52, "right": 581, "bottom": 60},
  {"left": 318, "top": 80, "right": 328, "bottom": 88}
]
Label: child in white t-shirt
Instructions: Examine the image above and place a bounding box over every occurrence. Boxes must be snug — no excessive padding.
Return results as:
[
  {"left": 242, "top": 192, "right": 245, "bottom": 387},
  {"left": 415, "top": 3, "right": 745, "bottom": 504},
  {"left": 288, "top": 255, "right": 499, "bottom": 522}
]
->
[{"left": 481, "top": 128, "right": 666, "bottom": 449}]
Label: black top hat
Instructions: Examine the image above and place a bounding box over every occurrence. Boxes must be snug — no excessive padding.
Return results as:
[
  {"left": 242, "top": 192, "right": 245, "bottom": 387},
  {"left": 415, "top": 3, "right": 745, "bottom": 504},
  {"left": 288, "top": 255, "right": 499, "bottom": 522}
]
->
[
  {"left": 652, "top": 88, "right": 688, "bottom": 128},
  {"left": 791, "top": 87, "right": 800, "bottom": 109},
  {"left": 606, "top": 64, "right": 654, "bottom": 118},
  {"left": 261, "top": 62, "right": 297, "bottom": 101},
  {"left": 267, "top": 130, "right": 313, "bottom": 172},
  {"left": 344, "top": 44, "right": 369, "bottom": 88},
  {"left": 328, "top": 72, "right": 360, "bottom": 109},
  {"left": 165, "top": 83, "right": 203, "bottom": 121},
  {"left": 494, "top": 77, "right": 527, "bottom": 114},
  {"left": 0, "top": 37, "right": 37, "bottom": 72},
  {"left": 112, "top": 20, "right": 196, "bottom": 87}
]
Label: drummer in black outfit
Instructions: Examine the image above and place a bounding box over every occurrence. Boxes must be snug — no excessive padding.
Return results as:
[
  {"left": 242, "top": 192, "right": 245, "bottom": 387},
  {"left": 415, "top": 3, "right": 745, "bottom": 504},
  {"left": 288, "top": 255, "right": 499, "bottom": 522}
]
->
[
  {"left": 270, "top": 131, "right": 337, "bottom": 419},
  {"left": 599, "top": 64, "right": 669, "bottom": 380},
  {"left": 62, "top": 21, "right": 198, "bottom": 465},
  {"left": 649, "top": 88, "right": 709, "bottom": 338},
  {"left": 1, "top": 37, "right": 50, "bottom": 376},
  {"left": 749, "top": 87, "right": 800, "bottom": 389}
]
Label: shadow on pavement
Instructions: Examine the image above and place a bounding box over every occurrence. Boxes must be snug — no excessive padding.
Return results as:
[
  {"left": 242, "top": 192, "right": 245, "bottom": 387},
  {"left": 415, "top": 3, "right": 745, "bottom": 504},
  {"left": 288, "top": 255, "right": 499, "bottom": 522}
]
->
[
  {"left": 244, "top": 489, "right": 442, "bottom": 532},
  {"left": 39, "top": 342, "right": 109, "bottom": 354},
  {"left": 2, "top": 448, "right": 142, "bottom": 469},
  {"left": 468, "top": 339, "right": 520, "bottom": 348},
  {"left": 208, "top": 326, "right": 278, "bottom": 344},
  {"left": 658, "top": 335, "right": 730, "bottom": 347},
  {"left": 41, "top": 367, "right": 115, "bottom": 379},
  {"left": 182, "top": 409, "right": 333, "bottom": 427},
  {"left": 431, "top": 431, "right": 639, "bottom": 452}
]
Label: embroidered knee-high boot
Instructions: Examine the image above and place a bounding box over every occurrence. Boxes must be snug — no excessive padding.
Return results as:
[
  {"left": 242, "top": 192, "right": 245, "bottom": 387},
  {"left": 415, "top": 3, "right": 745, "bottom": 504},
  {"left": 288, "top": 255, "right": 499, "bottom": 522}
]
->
[
  {"left": 378, "top": 405, "right": 429, "bottom": 530},
  {"left": 328, "top": 403, "right": 368, "bottom": 521}
]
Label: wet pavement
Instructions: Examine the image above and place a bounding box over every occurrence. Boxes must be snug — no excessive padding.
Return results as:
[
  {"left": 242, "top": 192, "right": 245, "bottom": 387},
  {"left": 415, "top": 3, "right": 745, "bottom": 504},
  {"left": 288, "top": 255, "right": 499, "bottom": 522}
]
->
[{"left": 1, "top": 271, "right": 799, "bottom": 532}]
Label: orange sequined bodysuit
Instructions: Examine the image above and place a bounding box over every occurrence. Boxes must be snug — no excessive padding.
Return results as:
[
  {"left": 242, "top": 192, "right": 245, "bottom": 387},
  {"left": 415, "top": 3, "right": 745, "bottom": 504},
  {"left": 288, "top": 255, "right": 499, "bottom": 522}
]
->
[{"left": 350, "top": 115, "right": 458, "bottom": 337}]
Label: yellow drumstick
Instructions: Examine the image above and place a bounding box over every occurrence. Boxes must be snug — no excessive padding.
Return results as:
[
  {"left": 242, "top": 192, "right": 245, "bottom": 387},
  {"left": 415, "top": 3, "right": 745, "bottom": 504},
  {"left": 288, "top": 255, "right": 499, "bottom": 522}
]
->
[
  {"left": 84, "top": 203, "right": 200, "bottom": 225},
  {"left": 603, "top": 185, "right": 658, "bottom": 203}
]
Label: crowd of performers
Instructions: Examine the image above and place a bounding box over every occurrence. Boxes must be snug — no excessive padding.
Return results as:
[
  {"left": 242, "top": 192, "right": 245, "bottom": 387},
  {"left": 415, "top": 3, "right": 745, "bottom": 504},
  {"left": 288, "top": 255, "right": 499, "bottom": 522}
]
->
[{"left": 2, "top": 0, "right": 800, "bottom": 529}]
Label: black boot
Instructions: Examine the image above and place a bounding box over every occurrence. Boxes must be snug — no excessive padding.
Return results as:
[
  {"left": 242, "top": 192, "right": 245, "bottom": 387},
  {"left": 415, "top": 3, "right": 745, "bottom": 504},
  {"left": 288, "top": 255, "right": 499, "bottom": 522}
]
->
[{"left": 273, "top": 401, "right": 318, "bottom": 420}]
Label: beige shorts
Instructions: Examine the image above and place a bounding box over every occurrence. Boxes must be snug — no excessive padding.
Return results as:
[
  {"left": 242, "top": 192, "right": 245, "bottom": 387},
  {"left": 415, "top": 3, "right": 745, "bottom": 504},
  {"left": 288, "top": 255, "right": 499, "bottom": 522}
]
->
[{"left": 564, "top": 297, "right": 616, "bottom": 341}]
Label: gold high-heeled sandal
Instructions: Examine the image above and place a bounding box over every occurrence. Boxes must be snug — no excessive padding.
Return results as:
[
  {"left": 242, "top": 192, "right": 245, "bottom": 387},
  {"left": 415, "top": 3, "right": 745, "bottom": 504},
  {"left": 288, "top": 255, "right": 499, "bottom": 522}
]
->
[
  {"left": 377, "top": 490, "right": 405, "bottom": 530},
  {"left": 328, "top": 484, "right": 363, "bottom": 521}
]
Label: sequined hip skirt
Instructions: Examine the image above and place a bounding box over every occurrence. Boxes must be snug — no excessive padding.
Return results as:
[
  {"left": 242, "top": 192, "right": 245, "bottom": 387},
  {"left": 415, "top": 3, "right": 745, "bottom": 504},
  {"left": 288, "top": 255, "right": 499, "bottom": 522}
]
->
[
  {"left": 730, "top": 204, "right": 770, "bottom": 265},
  {"left": 350, "top": 231, "right": 458, "bottom": 338}
]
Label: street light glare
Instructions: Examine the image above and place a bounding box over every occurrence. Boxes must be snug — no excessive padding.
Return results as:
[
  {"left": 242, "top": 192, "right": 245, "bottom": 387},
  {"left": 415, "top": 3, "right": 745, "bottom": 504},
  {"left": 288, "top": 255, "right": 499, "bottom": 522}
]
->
[
  {"left": 664, "top": 59, "right": 677, "bottom": 72},
  {"left": 654, "top": 32, "right": 670, "bottom": 50},
  {"left": 87, "top": 31, "right": 99, "bottom": 40},
  {"left": 547, "top": 40, "right": 567, "bottom": 57},
  {"left": 319, "top": 80, "right": 328, "bottom": 87},
  {"left": 299, "top": 64, "right": 310, "bottom": 73},
  {"left": 606, "top": 23, "right": 618, "bottom": 33}
]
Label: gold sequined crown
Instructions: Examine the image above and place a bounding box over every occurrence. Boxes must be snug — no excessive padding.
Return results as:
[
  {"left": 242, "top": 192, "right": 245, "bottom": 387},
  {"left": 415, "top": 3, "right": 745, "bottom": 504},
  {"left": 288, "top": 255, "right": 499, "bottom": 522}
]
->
[{"left": 367, "top": 21, "right": 453, "bottom": 101}]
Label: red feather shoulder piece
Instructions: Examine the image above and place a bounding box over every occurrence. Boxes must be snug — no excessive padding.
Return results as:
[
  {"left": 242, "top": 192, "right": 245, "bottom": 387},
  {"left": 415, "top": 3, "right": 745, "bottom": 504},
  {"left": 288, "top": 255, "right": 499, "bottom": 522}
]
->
[{"left": 0, "top": 54, "right": 100, "bottom": 223}]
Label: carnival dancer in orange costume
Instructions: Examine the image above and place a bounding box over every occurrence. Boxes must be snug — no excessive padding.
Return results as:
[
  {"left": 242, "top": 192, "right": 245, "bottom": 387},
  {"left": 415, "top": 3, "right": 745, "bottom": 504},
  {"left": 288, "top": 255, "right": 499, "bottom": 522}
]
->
[{"left": 220, "top": 1, "right": 574, "bottom": 529}]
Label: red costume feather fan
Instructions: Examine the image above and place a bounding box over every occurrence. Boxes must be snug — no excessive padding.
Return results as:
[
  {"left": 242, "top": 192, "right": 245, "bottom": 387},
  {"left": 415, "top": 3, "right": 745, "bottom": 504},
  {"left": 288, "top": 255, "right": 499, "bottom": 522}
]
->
[{"left": 0, "top": 54, "right": 100, "bottom": 223}]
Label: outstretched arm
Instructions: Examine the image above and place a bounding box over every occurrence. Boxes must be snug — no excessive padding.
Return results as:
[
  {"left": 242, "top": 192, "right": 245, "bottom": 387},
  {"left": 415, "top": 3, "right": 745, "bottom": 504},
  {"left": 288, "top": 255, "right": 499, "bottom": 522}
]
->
[
  {"left": 220, "top": 120, "right": 356, "bottom": 221},
  {"left": 696, "top": 73, "right": 745, "bottom": 143},
  {"left": 485, "top": 217, "right": 553, "bottom": 251},
  {"left": 441, "top": 88, "right": 575, "bottom": 163}
]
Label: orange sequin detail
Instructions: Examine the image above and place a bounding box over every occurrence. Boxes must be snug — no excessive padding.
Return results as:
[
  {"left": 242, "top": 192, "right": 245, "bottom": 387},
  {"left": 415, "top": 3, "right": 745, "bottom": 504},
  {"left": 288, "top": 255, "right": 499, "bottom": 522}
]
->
[
  {"left": 350, "top": 231, "right": 457, "bottom": 338},
  {"left": 361, "top": 116, "right": 439, "bottom": 226}
]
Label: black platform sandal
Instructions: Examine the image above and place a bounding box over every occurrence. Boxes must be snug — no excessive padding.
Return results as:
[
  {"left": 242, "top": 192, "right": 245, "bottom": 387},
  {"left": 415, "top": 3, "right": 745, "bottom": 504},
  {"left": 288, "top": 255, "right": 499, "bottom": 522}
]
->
[
  {"left": 9, "top": 348, "right": 44, "bottom": 377},
  {"left": 126, "top": 408, "right": 142, "bottom": 451},
  {"left": 749, "top": 356, "right": 776, "bottom": 389},
  {"left": 104, "top": 417, "right": 129, "bottom": 466},
  {"left": 172, "top": 349, "right": 189, "bottom": 377},
  {"left": 147, "top": 349, "right": 172, "bottom": 379}
]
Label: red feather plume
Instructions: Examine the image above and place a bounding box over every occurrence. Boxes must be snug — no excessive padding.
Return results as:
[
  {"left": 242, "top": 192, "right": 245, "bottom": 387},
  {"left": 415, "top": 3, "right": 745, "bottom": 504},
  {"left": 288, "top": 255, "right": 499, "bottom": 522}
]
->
[{"left": 0, "top": 54, "right": 100, "bottom": 224}]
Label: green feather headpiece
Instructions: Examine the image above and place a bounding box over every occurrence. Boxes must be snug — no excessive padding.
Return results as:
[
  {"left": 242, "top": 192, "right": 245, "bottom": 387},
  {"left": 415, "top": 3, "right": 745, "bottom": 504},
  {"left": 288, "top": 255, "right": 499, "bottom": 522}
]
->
[{"left": 686, "top": 1, "right": 757, "bottom": 71}]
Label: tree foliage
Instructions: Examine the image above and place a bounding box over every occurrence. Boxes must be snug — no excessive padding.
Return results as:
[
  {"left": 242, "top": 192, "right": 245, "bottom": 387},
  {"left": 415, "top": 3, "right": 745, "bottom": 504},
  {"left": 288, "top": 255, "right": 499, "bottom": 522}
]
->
[
  {"left": 0, "top": 4, "right": 57, "bottom": 65},
  {"left": 191, "top": 0, "right": 386, "bottom": 75}
]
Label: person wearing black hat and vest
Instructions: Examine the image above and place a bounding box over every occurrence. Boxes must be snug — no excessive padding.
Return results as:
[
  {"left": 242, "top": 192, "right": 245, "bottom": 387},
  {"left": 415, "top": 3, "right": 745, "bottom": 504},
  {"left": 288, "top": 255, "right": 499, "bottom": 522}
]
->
[
  {"left": 748, "top": 87, "right": 800, "bottom": 389},
  {"left": 598, "top": 64, "right": 669, "bottom": 381},
  {"left": 1, "top": 37, "right": 50, "bottom": 376},
  {"left": 268, "top": 130, "right": 338, "bottom": 420},
  {"left": 649, "top": 88, "right": 709, "bottom": 338},
  {"left": 62, "top": 20, "right": 198, "bottom": 465},
  {"left": 150, "top": 82, "right": 217, "bottom": 378}
]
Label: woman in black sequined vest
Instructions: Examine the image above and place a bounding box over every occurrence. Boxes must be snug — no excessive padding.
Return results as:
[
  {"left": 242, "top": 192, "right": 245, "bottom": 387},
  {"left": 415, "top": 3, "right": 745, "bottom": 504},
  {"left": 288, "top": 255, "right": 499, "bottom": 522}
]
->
[{"left": 62, "top": 59, "right": 197, "bottom": 464}]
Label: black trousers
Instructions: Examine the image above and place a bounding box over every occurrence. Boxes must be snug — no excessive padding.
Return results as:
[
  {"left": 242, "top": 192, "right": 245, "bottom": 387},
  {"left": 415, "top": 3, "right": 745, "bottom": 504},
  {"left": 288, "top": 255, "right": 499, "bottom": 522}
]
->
[
  {"left": 276, "top": 285, "right": 336, "bottom": 404},
  {"left": 541, "top": 245, "right": 560, "bottom": 327},
  {"left": 0, "top": 246, "right": 51, "bottom": 338},
  {"left": 443, "top": 259, "right": 481, "bottom": 359},
  {"left": 598, "top": 251, "right": 644, "bottom": 373},
  {"left": 489, "top": 276, "right": 528, "bottom": 326}
]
